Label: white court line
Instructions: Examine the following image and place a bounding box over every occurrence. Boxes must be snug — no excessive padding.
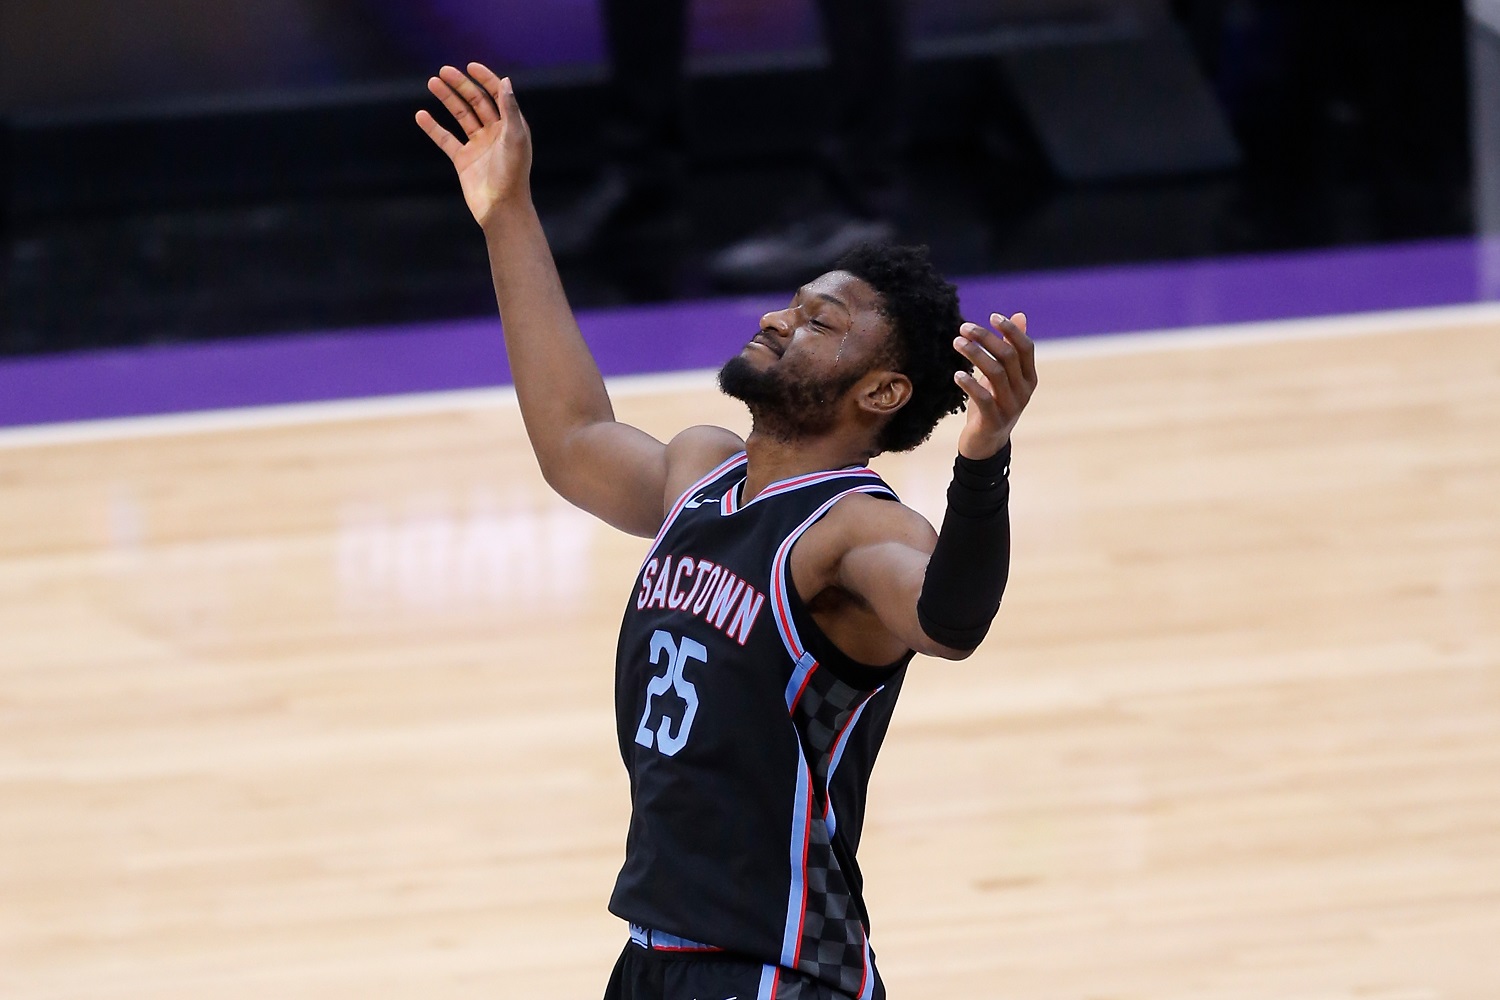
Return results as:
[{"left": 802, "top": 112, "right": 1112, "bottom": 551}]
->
[{"left": 3, "top": 300, "right": 1498, "bottom": 451}]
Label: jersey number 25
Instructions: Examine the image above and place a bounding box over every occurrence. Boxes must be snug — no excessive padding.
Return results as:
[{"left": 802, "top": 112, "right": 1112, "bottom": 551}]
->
[{"left": 634, "top": 629, "right": 704, "bottom": 757}]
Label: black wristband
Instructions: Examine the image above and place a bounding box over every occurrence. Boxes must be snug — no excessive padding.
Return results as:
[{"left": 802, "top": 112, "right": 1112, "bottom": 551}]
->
[
  {"left": 956, "top": 442, "right": 1011, "bottom": 483},
  {"left": 950, "top": 443, "right": 1011, "bottom": 515},
  {"left": 916, "top": 444, "right": 1012, "bottom": 651}
]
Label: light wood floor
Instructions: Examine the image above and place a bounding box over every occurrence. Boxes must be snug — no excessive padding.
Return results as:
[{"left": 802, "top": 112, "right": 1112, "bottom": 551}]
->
[{"left": 2, "top": 311, "right": 1497, "bottom": 999}]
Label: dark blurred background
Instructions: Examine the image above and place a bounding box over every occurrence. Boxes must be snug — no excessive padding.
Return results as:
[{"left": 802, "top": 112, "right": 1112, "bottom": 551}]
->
[{"left": 0, "top": 0, "right": 1479, "bottom": 355}]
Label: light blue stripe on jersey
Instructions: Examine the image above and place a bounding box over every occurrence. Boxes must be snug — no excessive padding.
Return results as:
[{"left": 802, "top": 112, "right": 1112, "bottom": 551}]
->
[
  {"left": 783, "top": 651, "right": 817, "bottom": 711},
  {"left": 641, "top": 452, "right": 747, "bottom": 567},
  {"left": 768, "top": 484, "right": 897, "bottom": 665},
  {"left": 651, "top": 928, "right": 718, "bottom": 950},
  {"left": 757, "top": 963, "right": 778, "bottom": 1000},
  {"left": 823, "top": 688, "right": 879, "bottom": 839},
  {"left": 780, "top": 745, "right": 813, "bottom": 968},
  {"left": 859, "top": 930, "right": 877, "bottom": 1000},
  {"left": 627, "top": 922, "right": 720, "bottom": 951}
]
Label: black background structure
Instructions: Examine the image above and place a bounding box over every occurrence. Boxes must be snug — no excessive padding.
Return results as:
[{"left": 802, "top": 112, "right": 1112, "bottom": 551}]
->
[{"left": 0, "top": 1, "right": 1473, "bottom": 356}]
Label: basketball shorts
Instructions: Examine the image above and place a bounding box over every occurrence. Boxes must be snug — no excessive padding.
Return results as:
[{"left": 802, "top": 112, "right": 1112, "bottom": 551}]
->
[{"left": 603, "top": 924, "right": 880, "bottom": 1000}]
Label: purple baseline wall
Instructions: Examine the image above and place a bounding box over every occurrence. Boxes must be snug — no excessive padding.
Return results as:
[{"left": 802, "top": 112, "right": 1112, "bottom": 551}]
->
[{"left": 2, "top": 238, "right": 1493, "bottom": 429}]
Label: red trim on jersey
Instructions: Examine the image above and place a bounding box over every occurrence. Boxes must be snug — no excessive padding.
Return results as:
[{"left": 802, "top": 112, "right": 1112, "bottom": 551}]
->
[
  {"left": 857, "top": 925, "right": 871, "bottom": 998},
  {"left": 747, "top": 466, "right": 881, "bottom": 507},
  {"left": 770, "top": 559, "right": 804, "bottom": 660},
  {"left": 642, "top": 451, "right": 748, "bottom": 566},
  {"left": 789, "top": 660, "right": 818, "bottom": 713},
  {"left": 767, "top": 482, "right": 896, "bottom": 665},
  {"left": 830, "top": 692, "right": 869, "bottom": 748}
]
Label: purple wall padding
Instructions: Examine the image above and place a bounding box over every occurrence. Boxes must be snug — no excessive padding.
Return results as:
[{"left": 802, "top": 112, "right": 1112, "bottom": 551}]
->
[{"left": 2, "top": 238, "right": 1493, "bottom": 429}]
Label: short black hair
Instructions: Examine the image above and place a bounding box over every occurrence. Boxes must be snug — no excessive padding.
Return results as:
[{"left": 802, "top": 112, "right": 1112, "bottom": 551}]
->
[{"left": 834, "top": 243, "right": 968, "bottom": 453}]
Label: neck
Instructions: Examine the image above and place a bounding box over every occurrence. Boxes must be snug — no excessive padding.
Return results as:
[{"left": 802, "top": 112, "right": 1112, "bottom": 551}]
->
[{"left": 740, "top": 429, "right": 873, "bottom": 502}]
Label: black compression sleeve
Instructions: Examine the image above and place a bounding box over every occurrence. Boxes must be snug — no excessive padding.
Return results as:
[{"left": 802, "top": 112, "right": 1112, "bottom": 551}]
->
[{"left": 916, "top": 444, "right": 1012, "bottom": 651}]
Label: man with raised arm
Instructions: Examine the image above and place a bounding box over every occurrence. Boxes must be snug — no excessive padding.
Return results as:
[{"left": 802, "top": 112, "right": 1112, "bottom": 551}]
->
[{"left": 417, "top": 63, "right": 1037, "bottom": 1000}]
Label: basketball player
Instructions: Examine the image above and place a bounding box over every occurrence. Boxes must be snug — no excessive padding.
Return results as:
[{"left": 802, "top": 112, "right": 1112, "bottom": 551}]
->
[{"left": 416, "top": 64, "right": 1036, "bottom": 1000}]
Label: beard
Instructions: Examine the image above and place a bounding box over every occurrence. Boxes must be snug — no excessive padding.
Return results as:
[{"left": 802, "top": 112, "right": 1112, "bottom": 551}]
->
[{"left": 717, "top": 353, "right": 865, "bottom": 442}]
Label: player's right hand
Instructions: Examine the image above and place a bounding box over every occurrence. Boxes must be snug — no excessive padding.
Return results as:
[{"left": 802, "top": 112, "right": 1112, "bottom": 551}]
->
[{"left": 415, "top": 62, "right": 533, "bottom": 227}]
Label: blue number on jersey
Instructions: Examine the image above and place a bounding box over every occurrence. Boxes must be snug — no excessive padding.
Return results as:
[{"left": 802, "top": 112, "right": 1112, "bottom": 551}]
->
[{"left": 634, "top": 629, "right": 705, "bottom": 756}]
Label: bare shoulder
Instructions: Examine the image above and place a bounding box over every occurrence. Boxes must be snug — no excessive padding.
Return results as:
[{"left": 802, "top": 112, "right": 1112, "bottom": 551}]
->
[
  {"left": 661, "top": 425, "right": 745, "bottom": 514},
  {"left": 823, "top": 491, "right": 936, "bottom": 550},
  {"left": 790, "top": 490, "right": 936, "bottom": 603},
  {"left": 798, "top": 491, "right": 935, "bottom": 579}
]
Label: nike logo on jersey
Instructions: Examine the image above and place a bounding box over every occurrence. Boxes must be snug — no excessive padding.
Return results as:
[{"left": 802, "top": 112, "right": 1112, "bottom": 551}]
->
[{"left": 636, "top": 553, "right": 766, "bottom": 646}]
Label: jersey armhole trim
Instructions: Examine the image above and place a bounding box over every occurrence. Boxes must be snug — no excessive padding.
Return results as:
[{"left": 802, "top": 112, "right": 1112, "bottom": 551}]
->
[
  {"left": 769, "top": 485, "right": 904, "bottom": 679},
  {"left": 640, "top": 451, "right": 748, "bottom": 567}
]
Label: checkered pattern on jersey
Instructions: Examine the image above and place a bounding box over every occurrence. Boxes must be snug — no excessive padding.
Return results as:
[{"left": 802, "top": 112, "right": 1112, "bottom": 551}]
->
[
  {"left": 792, "top": 669, "right": 868, "bottom": 813},
  {"left": 787, "top": 665, "right": 877, "bottom": 997},
  {"left": 771, "top": 961, "right": 873, "bottom": 1000}
]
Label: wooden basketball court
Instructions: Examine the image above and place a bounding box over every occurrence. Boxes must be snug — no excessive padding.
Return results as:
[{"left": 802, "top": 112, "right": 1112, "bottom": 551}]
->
[{"left": 2, "top": 307, "right": 1497, "bottom": 998}]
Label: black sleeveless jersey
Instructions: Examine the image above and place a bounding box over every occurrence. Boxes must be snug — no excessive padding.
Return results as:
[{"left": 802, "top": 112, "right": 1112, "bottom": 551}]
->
[{"left": 609, "top": 452, "right": 913, "bottom": 1000}]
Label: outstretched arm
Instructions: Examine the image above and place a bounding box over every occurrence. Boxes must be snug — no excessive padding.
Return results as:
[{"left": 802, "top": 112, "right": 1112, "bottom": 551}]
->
[{"left": 415, "top": 64, "right": 734, "bottom": 535}]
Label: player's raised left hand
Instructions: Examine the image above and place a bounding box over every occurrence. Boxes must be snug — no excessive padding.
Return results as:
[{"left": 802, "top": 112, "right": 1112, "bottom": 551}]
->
[{"left": 952, "top": 312, "right": 1037, "bottom": 460}]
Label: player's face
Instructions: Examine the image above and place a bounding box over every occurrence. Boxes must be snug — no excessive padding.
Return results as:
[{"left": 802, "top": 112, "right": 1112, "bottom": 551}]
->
[
  {"left": 744, "top": 271, "right": 890, "bottom": 375},
  {"left": 717, "top": 272, "right": 895, "bottom": 440}
]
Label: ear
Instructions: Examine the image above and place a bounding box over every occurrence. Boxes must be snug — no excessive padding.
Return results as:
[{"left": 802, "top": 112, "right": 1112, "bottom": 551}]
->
[{"left": 858, "top": 370, "right": 912, "bottom": 417}]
